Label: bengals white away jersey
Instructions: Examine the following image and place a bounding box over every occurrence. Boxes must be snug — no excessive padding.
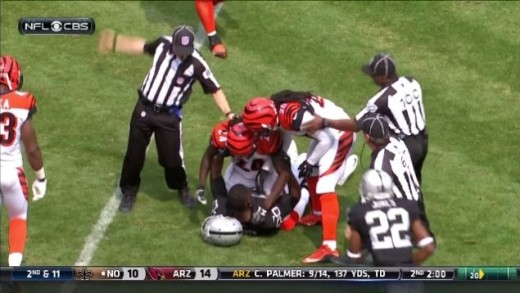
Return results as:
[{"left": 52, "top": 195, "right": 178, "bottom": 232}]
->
[{"left": 0, "top": 90, "right": 36, "bottom": 167}]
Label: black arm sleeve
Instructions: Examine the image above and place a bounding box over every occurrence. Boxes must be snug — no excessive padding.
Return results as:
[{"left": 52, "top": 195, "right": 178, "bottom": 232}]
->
[{"left": 143, "top": 37, "right": 165, "bottom": 56}]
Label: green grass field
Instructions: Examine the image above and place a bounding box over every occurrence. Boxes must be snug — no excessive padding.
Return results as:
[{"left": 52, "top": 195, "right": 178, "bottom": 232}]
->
[{"left": 1, "top": 0, "right": 519, "bottom": 268}]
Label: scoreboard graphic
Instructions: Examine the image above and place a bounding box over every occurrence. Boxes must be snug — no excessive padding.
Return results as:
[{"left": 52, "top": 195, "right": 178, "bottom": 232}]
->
[{"left": 1, "top": 267, "right": 518, "bottom": 282}]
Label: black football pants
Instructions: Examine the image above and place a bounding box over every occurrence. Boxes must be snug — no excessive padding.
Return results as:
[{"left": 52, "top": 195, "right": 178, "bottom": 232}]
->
[
  {"left": 119, "top": 100, "right": 188, "bottom": 199},
  {"left": 402, "top": 130, "right": 428, "bottom": 184}
]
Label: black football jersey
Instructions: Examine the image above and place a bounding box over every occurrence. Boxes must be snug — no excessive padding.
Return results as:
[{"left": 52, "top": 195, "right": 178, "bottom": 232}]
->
[
  {"left": 211, "top": 195, "right": 293, "bottom": 236},
  {"left": 348, "top": 198, "right": 420, "bottom": 266}
]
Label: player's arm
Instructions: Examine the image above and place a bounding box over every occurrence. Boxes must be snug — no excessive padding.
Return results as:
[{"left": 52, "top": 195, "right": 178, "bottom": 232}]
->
[
  {"left": 209, "top": 153, "right": 227, "bottom": 199},
  {"left": 302, "top": 115, "right": 359, "bottom": 133},
  {"left": 198, "top": 144, "right": 219, "bottom": 189},
  {"left": 21, "top": 118, "right": 46, "bottom": 201},
  {"left": 411, "top": 219, "right": 436, "bottom": 265},
  {"left": 346, "top": 228, "right": 364, "bottom": 264},
  {"left": 264, "top": 152, "right": 294, "bottom": 209},
  {"left": 304, "top": 128, "right": 335, "bottom": 166}
]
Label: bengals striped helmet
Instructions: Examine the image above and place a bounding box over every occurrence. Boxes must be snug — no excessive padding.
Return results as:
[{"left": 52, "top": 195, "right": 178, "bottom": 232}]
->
[
  {"left": 278, "top": 102, "right": 303, "bottom": 131},
  {"left": 0, "top": 55, "right": 23, "bottom": 91},
  {"left": 226, "top": 123, "right": 256, "bottom": 157},
  {"left": 242, "top": 97, "right": 278, "bottom": 135}
]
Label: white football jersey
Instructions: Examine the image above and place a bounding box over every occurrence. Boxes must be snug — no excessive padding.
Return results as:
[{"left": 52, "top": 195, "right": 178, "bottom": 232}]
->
[
  {"left": 1, "top": 90, "right": 36, "bottom": 167},
  {"left": 230, "top": 152, "right": 273, "bottom": 180}
]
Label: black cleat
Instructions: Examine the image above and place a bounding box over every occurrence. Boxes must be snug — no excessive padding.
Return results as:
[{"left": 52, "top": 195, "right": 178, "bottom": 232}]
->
[
  {"left": 119, "top": 194, "right": 136, "bottom": 213},
  {"left": 178, "top": 187, "right": 195, "bottom": 209}
]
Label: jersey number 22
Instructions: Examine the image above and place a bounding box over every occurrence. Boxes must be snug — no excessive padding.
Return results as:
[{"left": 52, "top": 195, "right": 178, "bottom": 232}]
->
[{"left": 365, "top": 207, "right": 412, "bottom": 250}]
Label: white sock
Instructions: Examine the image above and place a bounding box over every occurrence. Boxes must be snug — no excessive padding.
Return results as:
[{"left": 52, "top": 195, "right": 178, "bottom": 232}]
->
[
  {"left": 293, "top": 188, "right": 310, "bottom": 218},
  {"left": 207, "top": 31, "right": 217, "bottom": 37},
  {"left": 323, "top": 240, "right": 337, "bottom": 250},
  {"left": 8, "top": 253, "right": 23, "bottom": 266}
]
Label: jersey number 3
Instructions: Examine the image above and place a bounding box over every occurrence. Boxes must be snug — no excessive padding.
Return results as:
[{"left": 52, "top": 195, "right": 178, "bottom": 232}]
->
[
  {"left": 365, "top": 207, "right": 412, "bottom": 250},
  {"left": 0, "top": 112, "right": 17, "bottom": 147}
]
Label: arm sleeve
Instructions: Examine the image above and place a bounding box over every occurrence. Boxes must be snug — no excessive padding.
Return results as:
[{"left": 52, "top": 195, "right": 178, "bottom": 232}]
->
[
  {"left": 143, "top": 37, "right": 164, "bottom": 56},
  {"left": 27, "top": 94, "right": 37, "bottom": 119},
  {"left": 193, "top": 57, "right": 221, "bottom": 94}
]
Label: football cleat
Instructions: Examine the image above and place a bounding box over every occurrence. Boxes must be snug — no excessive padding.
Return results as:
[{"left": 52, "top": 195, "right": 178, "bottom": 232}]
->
[
  {"left": 299, "top": 214, "right": 321, "bottom": 226},
  {"left": 209, "top": 35, "right": 227, "bottom": 59},
  {"left": 302, "top": 245, "right": 339, "bottom": 264}
]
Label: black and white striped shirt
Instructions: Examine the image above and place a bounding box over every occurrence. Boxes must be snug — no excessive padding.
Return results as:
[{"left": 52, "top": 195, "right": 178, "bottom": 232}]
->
[
  {"left": 140, "top": 36, "right": 220, "bottom": 107},
  {"left": 371, "top": 136, "right": 421, "bottom": 201},
  {"left": 356, "top": 76, "right": 426, "bottom": 136}
]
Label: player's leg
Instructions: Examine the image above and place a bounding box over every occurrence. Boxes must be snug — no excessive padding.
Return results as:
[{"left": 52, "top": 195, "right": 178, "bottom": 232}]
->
[
  {"left": 195, "top": 0, "right": 227, "bottom": 58},
  {"left": 297, "top": 144, "right": 322, "bottom": 226},
  {"left": 1, "top": 167, "right": 29, "bottom": 266},
  {"left": 119, "top": 102, "right": 154, "bottom": 212},
  {"left": 303, "top": 133, "right": 353, "bottom": 263},
  {"left": 155, "top": 113, "right": 195, "bottom": 208}
]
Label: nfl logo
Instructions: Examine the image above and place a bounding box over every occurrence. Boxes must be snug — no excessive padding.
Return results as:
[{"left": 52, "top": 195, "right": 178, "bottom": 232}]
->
[
  {"left": 181, "top": 36, "right": 190, "bottom": 46},
  {"left": 176, "top": 77, "right": 185, "bottom": 84}
]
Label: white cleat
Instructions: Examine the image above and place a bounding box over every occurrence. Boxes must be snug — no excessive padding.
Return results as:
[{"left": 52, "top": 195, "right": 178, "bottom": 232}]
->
[{"left": 338, "top": 154, "right": 358, "bottom": 186}]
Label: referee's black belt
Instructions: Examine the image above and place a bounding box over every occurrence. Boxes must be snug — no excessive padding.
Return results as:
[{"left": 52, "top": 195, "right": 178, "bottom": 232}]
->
[
  {"left": 398, "top": 128, "right": 428, "bottom": 140},
  {"left": 138, "top": 91, "right": 182, "bottom": 114}
]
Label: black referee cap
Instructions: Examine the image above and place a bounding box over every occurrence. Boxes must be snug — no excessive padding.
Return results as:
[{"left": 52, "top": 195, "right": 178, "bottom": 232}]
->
[
  {"left": 361, "top": 113, "right": 389, "bottom": 140},
  {"left": 361, "top": 53, "right": 396, "bottom": 77},
  {"left": 172, "top": 25, "right": 195, "bottom": 57}
]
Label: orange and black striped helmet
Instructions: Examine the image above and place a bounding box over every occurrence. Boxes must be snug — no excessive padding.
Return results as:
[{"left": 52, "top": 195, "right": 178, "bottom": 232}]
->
[
  {"left": 226, "top": 122, "right": 256, "bottom": 157},
  {"left": 242, "top": 97, "right": 278, "bottom": 135},
  {"left": 0, "top": 55, "right": 23, "bottom": 91}
]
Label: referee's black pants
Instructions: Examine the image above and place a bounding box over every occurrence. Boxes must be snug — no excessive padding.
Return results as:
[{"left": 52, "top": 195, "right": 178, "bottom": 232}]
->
[
  {"left": 119, "top": 99, "right": 188, "bottom": 199},
  {"left": 402, "top": 129, "right": 429, "bottom": 184}
]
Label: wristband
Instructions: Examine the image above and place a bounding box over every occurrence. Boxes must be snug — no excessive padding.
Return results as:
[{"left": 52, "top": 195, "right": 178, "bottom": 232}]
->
[
  {"left": 35, "top": 167, "right": 46, "bottom": 181},
  {"left": 322, "top": 118, "right": 329, "bottom": 128},
  {"left": 225, "top": 111, "right": 233, "bottom": 118}
]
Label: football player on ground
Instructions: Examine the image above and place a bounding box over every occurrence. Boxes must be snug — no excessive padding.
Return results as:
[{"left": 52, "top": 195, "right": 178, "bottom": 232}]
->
[
  {"left": 207, "top": 122, "right": 309, "bottom": 234},
  {"left": 241, "top": 92, "right": 357, "bottom": 263},
  {"left": 196, "top": 116, "right": 298, "bottom": 205},
  {"left": 0, "top": 55, "right": 47, "bottom": 266},
  {"left": 337, "top": 169, "right": 435, "bottom": 293}
]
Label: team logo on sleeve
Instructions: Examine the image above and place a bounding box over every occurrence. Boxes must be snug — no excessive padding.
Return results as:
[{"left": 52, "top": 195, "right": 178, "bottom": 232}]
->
[
  {"left": 367, "top": 104, "right": 378, "bottom": 113},
  {"left": 203, "top": 69, "right": 213, "bottom": 79}
]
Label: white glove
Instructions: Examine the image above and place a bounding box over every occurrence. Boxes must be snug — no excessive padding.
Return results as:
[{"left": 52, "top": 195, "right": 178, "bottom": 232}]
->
[{"left": 32, "top": 179, "right": 47, "bottom": 201}]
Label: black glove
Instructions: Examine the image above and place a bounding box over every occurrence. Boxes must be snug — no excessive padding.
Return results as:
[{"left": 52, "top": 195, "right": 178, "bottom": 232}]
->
[{"left": 298, "top": 160, "right": 314, "bottom": 178}]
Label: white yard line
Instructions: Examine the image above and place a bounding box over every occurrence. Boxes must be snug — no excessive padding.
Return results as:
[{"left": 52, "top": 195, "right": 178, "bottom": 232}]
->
[{"left": 73, "top": 3, "right": 224, "bottom": 268}]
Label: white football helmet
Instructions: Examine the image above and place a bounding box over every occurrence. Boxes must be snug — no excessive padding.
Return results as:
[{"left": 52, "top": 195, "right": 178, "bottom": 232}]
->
[
  {"left": 201, "top": 215, "right": 243, "bottom": 246},
  {"left": 359, "top": 169, "right": 394, "bottom": 203}
]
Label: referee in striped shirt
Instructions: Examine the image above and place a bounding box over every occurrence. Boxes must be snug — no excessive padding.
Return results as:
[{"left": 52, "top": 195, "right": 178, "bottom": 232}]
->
[
  {"left": 361, "top": 113, "right": 433, "bottom": 237},
  {"left": 116, "top": 25, "right": 235, "bottom": 212},
  {"left": 302, "top": 53, "right": 428, "bottom": 184}
]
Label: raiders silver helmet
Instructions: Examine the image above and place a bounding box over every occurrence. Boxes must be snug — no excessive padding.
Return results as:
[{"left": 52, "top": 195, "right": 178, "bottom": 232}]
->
[
  {"left": 201, "top": 215, "right": 243, "bottom": 246},
  {"left": 359, "top": 169, "right": 394, "bottom": 203}
]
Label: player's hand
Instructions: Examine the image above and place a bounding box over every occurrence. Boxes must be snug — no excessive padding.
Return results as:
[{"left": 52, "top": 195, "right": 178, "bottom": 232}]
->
[
  {"left": 32, "top": 179, "right": 47, "bottom": 201},
  {"left": 301, "top": 114, "right": 325, "bottom": 132},
  {"left": 196, "top": 187, "right": 207, "bottom": 205},
  {"left": 251, "top": 206, "right": 267, "bottom": 225},
  {"left": 226, "top": 112, "right": 238, "bottom": 121},
  {"left": 298, "top": 161, "right": 314, "bottom": 178}
]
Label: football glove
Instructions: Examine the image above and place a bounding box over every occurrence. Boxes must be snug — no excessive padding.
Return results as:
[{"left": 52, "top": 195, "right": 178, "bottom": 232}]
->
[
  {"left": 196, "top": 187, "right": 207, "bottom": 205},
  {"left": 298, "top": 160, "right": 314, "bottom": 178},
  {"left": 32, "top": 178, "right": 47, "bottom": 201}
]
